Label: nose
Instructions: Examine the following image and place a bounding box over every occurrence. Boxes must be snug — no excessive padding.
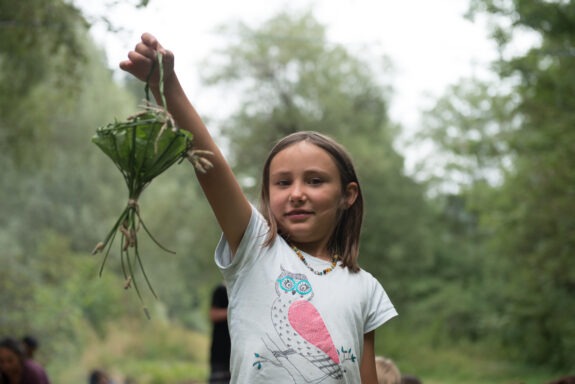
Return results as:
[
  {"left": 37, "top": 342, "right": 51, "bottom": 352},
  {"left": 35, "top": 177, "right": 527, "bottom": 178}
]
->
[{"left": 289, "top": 182, "right": 306, "bottom": 203}]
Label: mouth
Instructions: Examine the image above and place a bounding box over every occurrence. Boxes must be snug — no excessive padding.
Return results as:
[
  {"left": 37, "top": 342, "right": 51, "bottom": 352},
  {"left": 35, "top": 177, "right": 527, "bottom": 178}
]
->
[{"left": 285, "top": 210, "right": 313, "bottom": 221}]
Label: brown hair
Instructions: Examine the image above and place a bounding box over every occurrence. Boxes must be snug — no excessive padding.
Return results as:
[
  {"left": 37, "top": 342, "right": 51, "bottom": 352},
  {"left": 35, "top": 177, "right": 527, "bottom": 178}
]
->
[{"left": 259, "top": 131, "right": 363, "bottom": 272}]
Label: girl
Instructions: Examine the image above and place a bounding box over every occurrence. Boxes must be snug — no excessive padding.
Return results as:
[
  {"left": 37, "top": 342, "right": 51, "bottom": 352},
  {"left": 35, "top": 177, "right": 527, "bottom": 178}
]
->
[{"left": 120, "top": 33, "right": 397, "bottom": 384}]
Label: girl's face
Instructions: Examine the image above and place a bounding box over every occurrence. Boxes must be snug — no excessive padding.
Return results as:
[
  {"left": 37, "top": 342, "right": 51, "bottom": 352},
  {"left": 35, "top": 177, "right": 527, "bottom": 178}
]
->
[
  {"left": 0, "top": 347, "right": 22, "bottom": 378},
  {"left": 268, "top": 141, "right": 357, "bottom": 257}
]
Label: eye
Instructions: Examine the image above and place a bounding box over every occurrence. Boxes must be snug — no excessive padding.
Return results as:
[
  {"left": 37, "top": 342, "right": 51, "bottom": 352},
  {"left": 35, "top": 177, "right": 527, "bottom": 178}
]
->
[
  {"left": 308, "top": 177, "right": 323, "bottom": 185},
  {"left": 278, "top": 277, "right": 296, "bottom": 291},
  {"left": 296, "top": 280, "right": 312, "bottom": 295},
  {"left": 272, "top": 178, "right": 291, "bottom": 187}
]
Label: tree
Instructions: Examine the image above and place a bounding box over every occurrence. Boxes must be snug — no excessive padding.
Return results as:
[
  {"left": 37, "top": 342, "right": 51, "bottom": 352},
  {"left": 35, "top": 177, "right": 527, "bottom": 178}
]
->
[
  {"left": 0, "top": 1, "right": 222, "bottom": 381},
  {"left": 0, "top": 0, "right": 91, "bottom": 162},
  {"left": 418, "top": 0, "right": 575, "bottom": 367}
]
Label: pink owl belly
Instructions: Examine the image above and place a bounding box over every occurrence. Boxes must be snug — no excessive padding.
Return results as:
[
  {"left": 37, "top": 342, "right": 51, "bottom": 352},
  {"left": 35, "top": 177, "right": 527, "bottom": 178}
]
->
[{"left": 288, "top": 300, "right": 340, "bottom": 364}]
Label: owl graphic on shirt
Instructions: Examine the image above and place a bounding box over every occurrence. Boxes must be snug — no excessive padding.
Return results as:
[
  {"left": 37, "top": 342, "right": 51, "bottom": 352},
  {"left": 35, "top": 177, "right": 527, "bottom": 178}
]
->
[{"left": 253, "top": 266, "right": 356, "bottom": 383}]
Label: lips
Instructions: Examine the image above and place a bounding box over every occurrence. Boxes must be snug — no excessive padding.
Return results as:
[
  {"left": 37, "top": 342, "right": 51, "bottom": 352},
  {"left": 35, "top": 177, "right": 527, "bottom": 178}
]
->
[{"left": 285, "top": 210, "right": 313, "bottom": 221}]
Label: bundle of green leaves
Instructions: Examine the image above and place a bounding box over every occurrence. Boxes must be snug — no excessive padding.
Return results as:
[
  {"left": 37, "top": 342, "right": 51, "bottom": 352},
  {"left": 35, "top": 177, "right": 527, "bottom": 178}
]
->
[{"left": 91, "top": 53, "right": 211, "bottom": 317}]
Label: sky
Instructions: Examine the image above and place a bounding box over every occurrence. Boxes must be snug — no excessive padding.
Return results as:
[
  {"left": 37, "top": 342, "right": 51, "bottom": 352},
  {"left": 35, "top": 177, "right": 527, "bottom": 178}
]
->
[{"left": 79, "top": 0, "right": 500, "bottom": 171}]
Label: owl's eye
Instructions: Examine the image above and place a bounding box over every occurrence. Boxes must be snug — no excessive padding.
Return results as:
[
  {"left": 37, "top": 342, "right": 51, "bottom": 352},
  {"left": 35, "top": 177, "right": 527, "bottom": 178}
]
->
[
  {"left": 278, "top": 277, "right": 296, "bottom": 291},
  {"left": 296, "top": 280, "right": 312, "bottom": 295}
]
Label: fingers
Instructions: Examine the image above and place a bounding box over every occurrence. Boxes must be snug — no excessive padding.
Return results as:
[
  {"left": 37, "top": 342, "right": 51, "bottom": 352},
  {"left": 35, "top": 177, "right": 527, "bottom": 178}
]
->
[
  {"left": 118, "top": 32, "right": 175, "bottom": 82},
  {"left": 127, "top": 49, "right": 152, "bottom": 65},
  {"left": 132, "top": 45, "right": 156, "bottom": 67},
  {"left": 118, "top": 33, "right": 156, "bottom": 76},
  {"left": 140, "top": 33, "right": 172, "bottom": 62},
  {"left": 140, "top": 33, "right": 174, "bottom": 63},
  {"left": 141, "top": 32, "right": 161, "bottom": 51},
  {"left": 119, "top": 50, "right": 152, "bottom": 78},
  {"left": 118, "top": 60, "right": 132, "bottom": 72}
]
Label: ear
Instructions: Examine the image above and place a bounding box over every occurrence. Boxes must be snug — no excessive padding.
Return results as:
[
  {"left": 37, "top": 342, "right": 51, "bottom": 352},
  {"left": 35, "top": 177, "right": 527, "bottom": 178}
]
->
[{"left": 343, "top": 182, "right": 359, "bottom": 209}]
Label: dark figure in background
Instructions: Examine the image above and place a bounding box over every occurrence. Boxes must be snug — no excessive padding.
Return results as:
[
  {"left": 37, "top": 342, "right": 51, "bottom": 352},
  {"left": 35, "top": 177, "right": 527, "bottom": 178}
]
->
[
  {"left": 401, "top": 374, "right": 423, "bottom": 384},
  {"left": 0, "top": 337, "right": 51, "bottom": 384},
  {"left": 88, "top": 369, "right": 114, "bottom": 384},
  {"left": 546, "top": 376, "right": 575, "bottom": 384},
  {"left": 208, "top": 283, "right": 231, "bottom": 384},
  {"left": 20, "top": 337, "right": 38, "bottom": 361}
]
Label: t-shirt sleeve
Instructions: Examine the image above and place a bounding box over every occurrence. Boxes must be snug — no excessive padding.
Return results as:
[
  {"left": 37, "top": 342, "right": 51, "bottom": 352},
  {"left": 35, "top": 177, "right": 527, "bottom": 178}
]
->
[
  {"left": 364, "top": 274, "right": 398, "bottom": 333},
  {"left": 214, "top": 203, "right": 269, "bottom": 279}
]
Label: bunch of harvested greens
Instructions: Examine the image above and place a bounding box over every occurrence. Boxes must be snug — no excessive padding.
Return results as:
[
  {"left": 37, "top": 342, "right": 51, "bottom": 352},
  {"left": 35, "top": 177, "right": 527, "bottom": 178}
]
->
[{"left": 91, "top": 52, "right": 211, "bottom": 317}]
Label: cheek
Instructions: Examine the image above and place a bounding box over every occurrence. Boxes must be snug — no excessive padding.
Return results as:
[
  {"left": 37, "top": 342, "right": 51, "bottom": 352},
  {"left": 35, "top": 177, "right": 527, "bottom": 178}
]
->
[
  {"left": 0, "top": 357, "right": 18, "bottom": 373},
  {"left": 269, "top": 191, "right": 290, "bottom": 232},
  {"left": 269, "top": 189, "right": 286, "bottom": 212},
  {"left": 315, "top": 190, "right": 343, "bottom": 211}
]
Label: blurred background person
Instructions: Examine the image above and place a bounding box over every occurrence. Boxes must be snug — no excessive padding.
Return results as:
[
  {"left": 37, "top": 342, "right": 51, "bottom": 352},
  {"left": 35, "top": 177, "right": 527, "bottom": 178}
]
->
[
  {"left": 88, "top": 369, "right": 115, "bottom": 384},
  {"left": 208, "top": 282, "right": 231, "bottom": 384},
  {"left": 546, "top": 376, "right": 575, "bottom": 384},
  {"left": 375, "top": 356, "right": 401, "bottom": 384},
  {"left": 0, "top": 337, "right": 51, "bottom": 384},
  {"left": 401, "top": 374, "right": 423, "bottom": 384},
  {"left": 20, "top": 336, "right": 38, "bottom": 361}
]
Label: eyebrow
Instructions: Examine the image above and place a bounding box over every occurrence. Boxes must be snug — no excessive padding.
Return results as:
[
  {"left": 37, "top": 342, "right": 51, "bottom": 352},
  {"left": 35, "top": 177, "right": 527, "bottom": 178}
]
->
[
  {"left": 270, "top": 171, "right": 292, "bottom": 177},
  {"left": 271, "top": 168, "right": 330, "bottom": 176}
]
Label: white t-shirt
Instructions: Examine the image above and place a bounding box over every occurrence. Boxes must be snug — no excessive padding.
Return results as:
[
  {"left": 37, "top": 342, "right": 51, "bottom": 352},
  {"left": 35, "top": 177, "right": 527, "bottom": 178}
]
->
[{"left": 215, "top": 205, "right": 397, "bottom": 384}]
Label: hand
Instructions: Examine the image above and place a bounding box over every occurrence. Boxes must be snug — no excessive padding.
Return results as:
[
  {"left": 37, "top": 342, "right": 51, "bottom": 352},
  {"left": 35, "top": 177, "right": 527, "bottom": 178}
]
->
[{"left": 119, "top": 32, "right": 175, "bottom": 87}]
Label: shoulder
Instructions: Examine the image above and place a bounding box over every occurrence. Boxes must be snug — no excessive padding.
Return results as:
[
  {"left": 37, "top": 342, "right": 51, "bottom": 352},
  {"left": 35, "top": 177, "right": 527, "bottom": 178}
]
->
[
  {"left": 23, "top": 359, "right": 50, "bottom": 382},
  {"left": 216, "top": 203, "right": 274, "bottom": 268},
  {"left": 356, "top": 268, "right": 390, "bottom": 298},
  {"left": 338, "top": 267, "right": 393, "bottom": 306},
  {"left": 342, "top": 265, "right": 381, "bottom": 285},
  {"left": 24, "top": 359, "right": 45, "bottom": 372}
]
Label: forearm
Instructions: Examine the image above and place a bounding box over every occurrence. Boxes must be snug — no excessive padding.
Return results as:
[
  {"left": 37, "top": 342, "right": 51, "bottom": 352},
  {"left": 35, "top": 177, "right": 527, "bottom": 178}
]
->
[
  {"left": 359, "top": 331, "right": 378, "bottom": 384},
  {"left": 210, "top": 307, "right": 228, "bottom": 322},
  {"left": 150, "top": 74, "right": 213, "bottom": 151},
  {"left": 151, "top": 74, "right": 251, "bottom": 253}
]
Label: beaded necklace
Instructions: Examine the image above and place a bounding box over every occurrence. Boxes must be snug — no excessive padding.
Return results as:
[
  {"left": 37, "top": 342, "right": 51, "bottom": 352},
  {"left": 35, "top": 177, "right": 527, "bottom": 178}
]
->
[{"left": 290, "top": 244, "right": 338, "bottom": 276}]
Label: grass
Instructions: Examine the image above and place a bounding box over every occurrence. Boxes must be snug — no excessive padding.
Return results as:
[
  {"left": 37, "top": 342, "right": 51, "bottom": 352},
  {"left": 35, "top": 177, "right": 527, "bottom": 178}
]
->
[
  {"left": 394, "top": 346, "right": 558, "bottom": 384},
  {"left": 376, "top": 322, "right": 571, "bottom": 384},
  {"left": 46, "top": 306, "right": 570, "bottom": 384},
  {"left": 70, "top": 312, "right": 211, "bottom": 384},
  {"left": 118, "top": 359, "right": 208, "bottom": 384}
]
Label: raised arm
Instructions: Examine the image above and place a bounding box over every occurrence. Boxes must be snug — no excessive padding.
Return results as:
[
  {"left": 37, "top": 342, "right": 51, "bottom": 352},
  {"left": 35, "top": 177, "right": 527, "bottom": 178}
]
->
[{"left": 119, "top": 33, "right": 251, "bottom": 254}]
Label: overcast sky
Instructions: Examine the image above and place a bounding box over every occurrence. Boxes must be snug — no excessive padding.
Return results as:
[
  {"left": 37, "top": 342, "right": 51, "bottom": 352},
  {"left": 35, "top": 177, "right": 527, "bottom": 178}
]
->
[{"left": 79, "top": 0, "right": 500, "bottom": 170}]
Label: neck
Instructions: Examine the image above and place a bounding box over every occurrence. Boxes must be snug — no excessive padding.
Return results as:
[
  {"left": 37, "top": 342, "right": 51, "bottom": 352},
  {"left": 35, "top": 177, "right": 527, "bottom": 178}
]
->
[{"left": 291, "top": 241, "right": 332, "bottom": 261}]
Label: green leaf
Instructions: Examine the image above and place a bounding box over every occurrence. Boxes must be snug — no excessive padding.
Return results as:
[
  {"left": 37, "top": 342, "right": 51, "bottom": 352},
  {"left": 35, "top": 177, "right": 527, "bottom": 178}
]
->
[{"left": 92, "top": 111, "right": 193, "bottom": 197}]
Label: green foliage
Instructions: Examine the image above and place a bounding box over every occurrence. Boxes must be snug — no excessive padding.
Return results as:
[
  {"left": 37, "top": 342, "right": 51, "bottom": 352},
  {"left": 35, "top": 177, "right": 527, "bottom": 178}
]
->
[
  {"left": 2, "top": 0, "right": 572, "bottom": 382},
  {"left": 0, "top": 0, "right": 90, "bottom": 162},
  {"left": 92, "top": 108, "right": 196, "bottom": 305},
  {"left": 47, "top": 316, "right": 210, "bottom": 383},
  {"left": 477, "top": 0, "right": 575, "bottom": 366},
  {"left": 417, "top": 78, "right": 519, "bottom": 190},
  {"left": 0, "top": 0, "right": 88, "bottom": 94},
  {"left": 0, "top": 5, "right": 219, "bottom": 382},
  {"left": 378, "top": 321, "right": 566, "bottom": 384},
  {"left": 418, "top": 0, "right": 575, "bottom": 369}
]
